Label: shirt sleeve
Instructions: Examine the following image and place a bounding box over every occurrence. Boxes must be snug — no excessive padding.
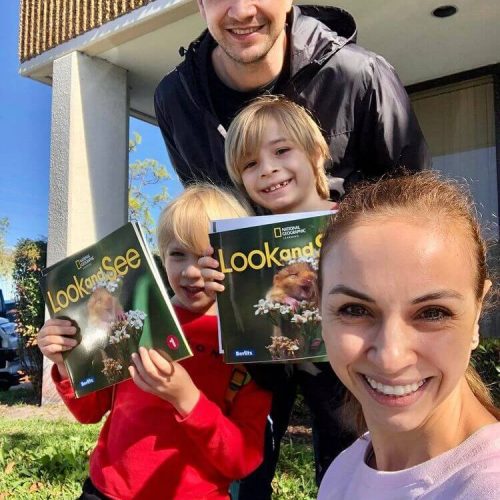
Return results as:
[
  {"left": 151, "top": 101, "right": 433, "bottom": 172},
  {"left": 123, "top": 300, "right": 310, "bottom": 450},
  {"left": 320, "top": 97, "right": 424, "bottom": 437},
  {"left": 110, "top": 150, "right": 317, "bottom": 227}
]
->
[
  {"left": 52, "top": 364, "right": 113, "bottom": 424},
  {"left": 356, "top": 55, "right": 431, "bottom": 178},
  {"left": 175, "top": 381, "right": 272, "bottom": 479}
]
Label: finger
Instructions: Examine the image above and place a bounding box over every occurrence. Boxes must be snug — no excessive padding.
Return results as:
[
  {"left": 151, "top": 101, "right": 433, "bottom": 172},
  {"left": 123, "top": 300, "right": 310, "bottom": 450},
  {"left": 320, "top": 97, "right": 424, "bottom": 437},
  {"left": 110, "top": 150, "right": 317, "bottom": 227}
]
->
[
  {"left": 39, "top": 324, "right": 77, "bottom": 340},
  {"left": 198, "top": 255, "right": 220, "bottom": 270},
  {"left": 46, "top": 318, "right": 75, "bottom": 327},
  {"left": 201, "top": 245, "right": 214, "bottom": 257},
  {"left": 204, "top": 280, "right": 225, "bottom": 294},
  {"left": 39, "top": 334, "right": 78, "bottom": 350},
  {"left": 148, "top": 349, "right": 175, "bottom": 377},
  {"left": 42, "top": 342, "right": 74, "bottom": 355},
  {"left": 128, "top": 365, "right": 154, "bottom": 394},
  {"left": 133, "top": 348, "right": 161, "bottom": 383},
  {"left": 201, "top": 267, "right": 225, "bottom": 282}
]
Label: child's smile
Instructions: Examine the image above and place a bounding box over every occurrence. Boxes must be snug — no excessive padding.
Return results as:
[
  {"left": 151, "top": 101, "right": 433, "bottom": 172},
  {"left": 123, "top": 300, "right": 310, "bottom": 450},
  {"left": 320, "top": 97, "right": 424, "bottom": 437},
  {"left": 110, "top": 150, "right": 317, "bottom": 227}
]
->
[{"left": 261, "top": 178, "right": 291, "bottom": 193}]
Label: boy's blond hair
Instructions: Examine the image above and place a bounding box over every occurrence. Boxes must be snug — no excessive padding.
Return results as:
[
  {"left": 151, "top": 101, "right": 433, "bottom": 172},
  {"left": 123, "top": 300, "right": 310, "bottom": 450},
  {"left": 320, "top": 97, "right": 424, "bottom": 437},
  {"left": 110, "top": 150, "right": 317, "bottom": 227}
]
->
[
  {"left": 157, "top": 184, "right": 252, "bottom": 262},
  {"left": 225, "top": 95, "right": 331, "bottom": 200}
]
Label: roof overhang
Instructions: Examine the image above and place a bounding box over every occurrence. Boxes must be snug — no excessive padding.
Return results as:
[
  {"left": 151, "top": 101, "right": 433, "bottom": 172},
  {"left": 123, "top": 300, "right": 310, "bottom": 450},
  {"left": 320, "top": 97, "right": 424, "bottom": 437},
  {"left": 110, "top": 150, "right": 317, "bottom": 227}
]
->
[{"left": 19, "top": 0, "right": 500, "bottom": 122}]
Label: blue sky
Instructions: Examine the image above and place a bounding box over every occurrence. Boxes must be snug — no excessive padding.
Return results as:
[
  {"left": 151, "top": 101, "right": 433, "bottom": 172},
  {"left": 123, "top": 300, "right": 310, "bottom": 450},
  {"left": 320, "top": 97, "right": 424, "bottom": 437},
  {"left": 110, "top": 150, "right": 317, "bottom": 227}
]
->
[{"left": 0, "top": 2, "right": 182, "bottom": 297}]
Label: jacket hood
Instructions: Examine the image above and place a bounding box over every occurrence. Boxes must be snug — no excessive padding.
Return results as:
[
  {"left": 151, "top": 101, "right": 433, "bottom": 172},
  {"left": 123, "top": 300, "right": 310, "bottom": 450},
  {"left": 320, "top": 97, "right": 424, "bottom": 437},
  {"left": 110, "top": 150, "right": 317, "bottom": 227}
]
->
[
  {"left": 177, "top": 4, "right": 357, "bottom": 111},
  {"left": 288, "top": 5, "right": 357, "bottom": 76}
]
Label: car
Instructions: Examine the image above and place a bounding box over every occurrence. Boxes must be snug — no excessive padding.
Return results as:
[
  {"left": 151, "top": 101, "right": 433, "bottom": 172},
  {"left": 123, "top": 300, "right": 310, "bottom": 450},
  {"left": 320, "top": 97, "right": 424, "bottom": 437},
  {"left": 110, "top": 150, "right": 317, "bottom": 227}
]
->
[{"left": 0, "top": 317, "right": 21, "bottom": 390}]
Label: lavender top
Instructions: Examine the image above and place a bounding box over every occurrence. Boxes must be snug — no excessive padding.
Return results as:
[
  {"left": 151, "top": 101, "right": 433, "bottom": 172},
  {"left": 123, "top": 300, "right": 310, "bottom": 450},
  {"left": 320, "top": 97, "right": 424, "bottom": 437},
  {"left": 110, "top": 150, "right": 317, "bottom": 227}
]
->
[{"left": 318, "top": 422, "right": 500, "bottom": 499}]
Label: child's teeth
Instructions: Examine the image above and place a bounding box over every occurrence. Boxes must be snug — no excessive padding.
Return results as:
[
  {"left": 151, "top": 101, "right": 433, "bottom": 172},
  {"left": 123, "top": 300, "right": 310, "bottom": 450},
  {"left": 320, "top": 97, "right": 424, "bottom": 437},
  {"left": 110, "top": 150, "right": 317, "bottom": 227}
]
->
[{"left": 266, "top": 180, "right": 289, "bottom": 192}]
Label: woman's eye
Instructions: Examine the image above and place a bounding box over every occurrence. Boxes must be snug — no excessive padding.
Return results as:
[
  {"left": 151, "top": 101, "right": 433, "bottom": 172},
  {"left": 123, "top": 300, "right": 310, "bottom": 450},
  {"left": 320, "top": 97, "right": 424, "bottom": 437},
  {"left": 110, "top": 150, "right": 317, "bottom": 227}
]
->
[
  {"left": 338, "top": 304, "right": 370, "bottom": 318},
  {"left": 418, "top": 307, "right": 451, "bottom": 321}
]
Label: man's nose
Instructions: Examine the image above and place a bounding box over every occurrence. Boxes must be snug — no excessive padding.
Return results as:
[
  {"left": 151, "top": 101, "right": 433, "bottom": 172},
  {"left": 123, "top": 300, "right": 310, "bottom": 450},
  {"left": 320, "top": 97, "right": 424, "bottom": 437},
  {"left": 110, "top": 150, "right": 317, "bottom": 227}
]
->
[{"left": 228, "top": 0, "right": 258, "bottom": 21}]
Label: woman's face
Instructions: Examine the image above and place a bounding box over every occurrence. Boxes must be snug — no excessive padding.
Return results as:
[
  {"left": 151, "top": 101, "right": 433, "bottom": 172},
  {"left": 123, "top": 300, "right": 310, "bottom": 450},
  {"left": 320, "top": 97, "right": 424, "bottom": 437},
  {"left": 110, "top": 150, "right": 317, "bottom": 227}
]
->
[{"left": 320, "top": 217, "right": 485, "bottom": 434}]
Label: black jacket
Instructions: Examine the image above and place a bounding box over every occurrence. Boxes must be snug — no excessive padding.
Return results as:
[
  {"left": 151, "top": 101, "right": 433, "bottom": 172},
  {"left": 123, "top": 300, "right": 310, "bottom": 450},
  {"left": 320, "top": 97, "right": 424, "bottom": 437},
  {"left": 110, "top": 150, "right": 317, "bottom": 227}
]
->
[{"left": 154, "top": 5, "right": 430, "bottom": 195}]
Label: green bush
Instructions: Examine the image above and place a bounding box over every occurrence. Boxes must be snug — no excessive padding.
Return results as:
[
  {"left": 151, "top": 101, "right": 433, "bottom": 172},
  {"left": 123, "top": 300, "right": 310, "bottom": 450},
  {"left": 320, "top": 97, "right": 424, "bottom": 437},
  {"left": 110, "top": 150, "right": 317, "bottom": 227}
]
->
[
  {"left": 12, "top": 239, "right": 47, "bottom": 402},
  {"left": 471, "top": 338, "right": 500, "bottom": 406}
]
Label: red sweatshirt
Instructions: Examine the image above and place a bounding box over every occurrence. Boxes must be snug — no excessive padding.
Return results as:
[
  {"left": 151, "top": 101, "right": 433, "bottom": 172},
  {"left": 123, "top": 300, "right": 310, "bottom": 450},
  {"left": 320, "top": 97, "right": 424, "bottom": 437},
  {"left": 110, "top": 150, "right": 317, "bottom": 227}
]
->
[{"left": 53, "top": 306, "right": 271, "bottom": 500}]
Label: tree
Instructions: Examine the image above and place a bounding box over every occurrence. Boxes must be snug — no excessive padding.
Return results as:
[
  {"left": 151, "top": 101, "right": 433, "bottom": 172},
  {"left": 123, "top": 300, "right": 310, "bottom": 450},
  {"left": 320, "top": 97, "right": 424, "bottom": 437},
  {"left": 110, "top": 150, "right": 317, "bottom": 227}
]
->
[
  {"left": 12, "top": 238, "right": 47, "bottom": 402},
  {"left": 0, "top": 217, "right": 14, "bottom": 279},
  {"left": 128, "top": 132, "right": 170, "bottom": 249}
]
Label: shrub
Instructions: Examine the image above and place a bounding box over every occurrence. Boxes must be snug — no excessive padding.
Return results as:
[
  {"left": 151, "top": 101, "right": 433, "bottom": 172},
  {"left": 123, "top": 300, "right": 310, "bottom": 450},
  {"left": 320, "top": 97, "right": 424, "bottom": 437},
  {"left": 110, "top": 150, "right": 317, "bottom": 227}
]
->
[
  {"left": 12, "top": 239, "right": 47, "bottom": 402},
  {"left": 472, "top": 338, "right": 500, "bottom": 406}
]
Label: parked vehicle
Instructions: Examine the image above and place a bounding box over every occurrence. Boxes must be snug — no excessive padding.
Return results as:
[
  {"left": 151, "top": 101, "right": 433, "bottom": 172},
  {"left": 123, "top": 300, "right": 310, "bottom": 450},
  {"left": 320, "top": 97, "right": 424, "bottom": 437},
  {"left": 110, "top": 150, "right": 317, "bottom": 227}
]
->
[
  {"left": 0, "top": 289, "right": 16, "bottom": 322},
  {"left": 0, "top": 317, "right": 21, "bottom": 390}
]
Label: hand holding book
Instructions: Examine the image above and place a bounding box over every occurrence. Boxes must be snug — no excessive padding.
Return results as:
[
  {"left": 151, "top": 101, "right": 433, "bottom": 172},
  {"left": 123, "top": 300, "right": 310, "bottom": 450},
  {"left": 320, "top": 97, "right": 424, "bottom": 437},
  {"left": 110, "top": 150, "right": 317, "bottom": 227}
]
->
[
  {"left": 198, "top": 246, "right": 226, "bottom": 295},
  {"left": 37, "top": 318, "right": 78, "bottom": 380},
  {"left": 130, "top": 347, "right": 201, "bottom": 417}
]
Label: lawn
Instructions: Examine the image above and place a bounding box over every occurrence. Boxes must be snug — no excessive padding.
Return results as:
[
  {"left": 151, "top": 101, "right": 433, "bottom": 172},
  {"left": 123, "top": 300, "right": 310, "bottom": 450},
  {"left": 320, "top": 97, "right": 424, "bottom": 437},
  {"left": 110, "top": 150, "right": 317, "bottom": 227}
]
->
[{"left": 0, "top": 388, "right": 317, "bottom": 500}]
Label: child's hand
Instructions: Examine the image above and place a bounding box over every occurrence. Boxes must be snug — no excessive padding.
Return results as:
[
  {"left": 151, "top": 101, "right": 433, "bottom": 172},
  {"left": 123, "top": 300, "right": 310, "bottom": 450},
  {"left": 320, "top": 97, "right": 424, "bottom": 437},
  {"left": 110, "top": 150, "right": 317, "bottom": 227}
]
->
[
  {"left": 198, "top": 246, "right": 226, "bottom": 295},
  {"left": 130, "top": 347, "right": 200, "bottom": 417},
  {"left": 37, "top": 318, "right": 78, "bottom": 380}
]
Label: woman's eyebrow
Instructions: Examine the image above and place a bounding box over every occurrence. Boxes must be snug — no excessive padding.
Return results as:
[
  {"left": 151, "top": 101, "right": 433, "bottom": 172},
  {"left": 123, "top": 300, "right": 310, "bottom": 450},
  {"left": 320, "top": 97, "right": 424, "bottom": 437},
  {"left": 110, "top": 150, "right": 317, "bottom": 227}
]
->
[
  {"left": 327, "top": 285, "right": 374, "bottom": 302},
  {"left": 411, "top": 290, "right": 464, "bottom": 304}
]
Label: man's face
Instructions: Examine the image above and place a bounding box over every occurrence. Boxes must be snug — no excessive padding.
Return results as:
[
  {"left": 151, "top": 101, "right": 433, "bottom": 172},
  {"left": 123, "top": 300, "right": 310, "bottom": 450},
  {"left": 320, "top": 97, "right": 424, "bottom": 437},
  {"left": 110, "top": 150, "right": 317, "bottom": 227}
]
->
[{"left": 198, "top": 0, "right": 292, "bottom": 65}]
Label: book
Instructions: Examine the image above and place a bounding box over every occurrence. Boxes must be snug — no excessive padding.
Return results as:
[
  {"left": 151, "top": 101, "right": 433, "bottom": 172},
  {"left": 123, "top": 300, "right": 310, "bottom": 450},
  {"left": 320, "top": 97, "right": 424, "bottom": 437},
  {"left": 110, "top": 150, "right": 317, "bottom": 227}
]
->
[
  {"left": 40, "top": 222, "right": 192, "bottom": 397},
  {"left": 210, "top": 210, "right": 333, "bottom": 364}
]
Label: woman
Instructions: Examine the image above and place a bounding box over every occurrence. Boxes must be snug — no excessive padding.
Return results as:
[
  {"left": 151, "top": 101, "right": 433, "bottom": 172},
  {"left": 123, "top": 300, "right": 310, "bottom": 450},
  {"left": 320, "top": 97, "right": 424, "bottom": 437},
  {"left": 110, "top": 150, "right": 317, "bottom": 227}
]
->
[{"left": 317, "top": 171, "right": 500, "bottom": 499}]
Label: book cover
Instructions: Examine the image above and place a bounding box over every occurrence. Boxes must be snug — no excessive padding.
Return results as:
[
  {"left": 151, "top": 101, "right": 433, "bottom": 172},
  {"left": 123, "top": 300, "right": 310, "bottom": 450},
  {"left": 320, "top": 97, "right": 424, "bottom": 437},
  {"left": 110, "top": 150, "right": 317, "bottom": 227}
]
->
[
  {"left": 40, "top": 222, "right": 192, "bottom": 397},
  {"left": 210, "top": 211, "right": 333, "bottom": 364}
]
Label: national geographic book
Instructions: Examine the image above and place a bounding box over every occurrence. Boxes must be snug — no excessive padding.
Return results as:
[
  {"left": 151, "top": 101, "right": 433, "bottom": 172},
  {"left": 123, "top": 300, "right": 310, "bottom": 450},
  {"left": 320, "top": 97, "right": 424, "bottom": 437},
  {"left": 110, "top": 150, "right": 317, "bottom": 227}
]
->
[
  {"left": 40, "top": 222, "right": 192, "bottom": 397},
  {"left": 210, "top": 210, "right": 333, "bottom": 364}
]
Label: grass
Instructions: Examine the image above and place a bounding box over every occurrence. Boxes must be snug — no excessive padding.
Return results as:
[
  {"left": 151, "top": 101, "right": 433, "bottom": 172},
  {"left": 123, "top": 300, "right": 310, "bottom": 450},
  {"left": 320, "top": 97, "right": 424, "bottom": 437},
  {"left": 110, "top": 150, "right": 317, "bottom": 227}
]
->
[
  {"left": 0, "top": 388, "right": 316, "bottom": 499},
  {"left": 272, "top": 441, "right": 317, "bottom": 499},
  {"left": 0, "top": 416, "right": 100, "bottom": 499}
]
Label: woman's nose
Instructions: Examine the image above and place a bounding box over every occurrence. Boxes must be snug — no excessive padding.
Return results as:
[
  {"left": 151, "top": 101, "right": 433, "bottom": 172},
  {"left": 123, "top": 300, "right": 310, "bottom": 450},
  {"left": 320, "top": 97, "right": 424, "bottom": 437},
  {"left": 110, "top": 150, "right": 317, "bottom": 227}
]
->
[{"left": 367, "top": 318, "right": 417, "bottom": 374}]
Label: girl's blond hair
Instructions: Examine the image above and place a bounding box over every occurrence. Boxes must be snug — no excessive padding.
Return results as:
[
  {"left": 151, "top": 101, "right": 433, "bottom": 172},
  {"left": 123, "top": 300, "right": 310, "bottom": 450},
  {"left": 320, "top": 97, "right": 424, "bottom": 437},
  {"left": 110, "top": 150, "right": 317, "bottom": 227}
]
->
[
  {"left": 157, "top": 184, "right": 252, "bottom": 262},
  {"left": 225, "top": 95, "right": 330, "bottom": 200},
  {"left": 318, "top": 170, "right": 500, "bottom": 433}
]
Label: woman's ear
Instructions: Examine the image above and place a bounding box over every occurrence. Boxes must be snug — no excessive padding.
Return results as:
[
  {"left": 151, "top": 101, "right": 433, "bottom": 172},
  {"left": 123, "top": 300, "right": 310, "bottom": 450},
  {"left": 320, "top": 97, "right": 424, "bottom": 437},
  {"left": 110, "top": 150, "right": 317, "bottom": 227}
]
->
[{"left": 481, "top": 279, "right": 492, "bottom": 301}]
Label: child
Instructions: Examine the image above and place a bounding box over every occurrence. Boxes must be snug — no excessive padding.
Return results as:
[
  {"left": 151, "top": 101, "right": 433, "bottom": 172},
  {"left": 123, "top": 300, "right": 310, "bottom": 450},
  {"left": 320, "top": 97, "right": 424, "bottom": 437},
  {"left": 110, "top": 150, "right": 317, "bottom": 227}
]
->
[
  {"left": 200, "top": 95, "right": 357, "bottom": 497},
  {"left": 37, "top": 184, "right": 271, "bottom": 500}
]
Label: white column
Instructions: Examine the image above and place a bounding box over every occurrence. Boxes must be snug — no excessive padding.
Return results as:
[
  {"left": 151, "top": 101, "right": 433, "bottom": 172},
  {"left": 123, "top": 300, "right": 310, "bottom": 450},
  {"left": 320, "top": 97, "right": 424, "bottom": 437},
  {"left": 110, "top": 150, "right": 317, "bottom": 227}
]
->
[{"left": 42, "top": 51, "right": 128, "bottom": 403}]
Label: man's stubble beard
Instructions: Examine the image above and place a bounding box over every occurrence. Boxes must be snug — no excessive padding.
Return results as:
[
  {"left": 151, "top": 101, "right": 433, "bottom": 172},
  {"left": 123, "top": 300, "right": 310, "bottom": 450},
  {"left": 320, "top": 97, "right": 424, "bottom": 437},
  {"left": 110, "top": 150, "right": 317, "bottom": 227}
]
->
[{"left": 217, "top": 29, "right": 283, "bottom": 66}]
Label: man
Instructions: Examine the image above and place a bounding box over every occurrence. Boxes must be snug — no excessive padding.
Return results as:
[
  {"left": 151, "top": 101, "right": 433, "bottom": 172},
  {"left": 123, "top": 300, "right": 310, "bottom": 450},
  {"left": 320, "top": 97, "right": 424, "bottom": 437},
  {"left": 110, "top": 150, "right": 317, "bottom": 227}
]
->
[
  {"left": 155, "top": 2, "right": 430, "bottom": 497},
  {"left": 155, "top": 1, "right": 429, "bottom": 196}
]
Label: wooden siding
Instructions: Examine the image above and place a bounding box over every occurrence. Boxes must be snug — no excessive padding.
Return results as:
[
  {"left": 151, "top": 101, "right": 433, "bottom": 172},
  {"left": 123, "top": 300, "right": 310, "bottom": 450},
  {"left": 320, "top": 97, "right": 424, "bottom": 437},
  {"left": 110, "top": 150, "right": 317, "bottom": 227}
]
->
[{"left": 19, "top": 0, "right": 157, "bottom": 62}]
